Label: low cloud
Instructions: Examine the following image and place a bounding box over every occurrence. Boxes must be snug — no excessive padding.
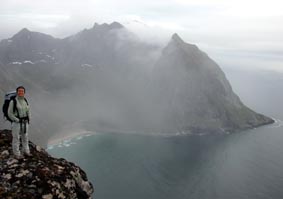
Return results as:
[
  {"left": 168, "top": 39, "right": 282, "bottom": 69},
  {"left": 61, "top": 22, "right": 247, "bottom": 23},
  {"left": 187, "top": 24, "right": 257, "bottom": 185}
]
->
[{"left": 0, "top": 0, "right": 282, "bottom": 72}]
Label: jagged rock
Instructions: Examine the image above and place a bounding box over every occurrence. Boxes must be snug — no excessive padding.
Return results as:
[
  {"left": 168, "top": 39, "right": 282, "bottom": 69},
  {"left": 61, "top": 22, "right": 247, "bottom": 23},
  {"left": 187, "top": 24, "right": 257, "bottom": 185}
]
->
[{"left": 0, "top": 129, "right": 94, "bottom": 199}]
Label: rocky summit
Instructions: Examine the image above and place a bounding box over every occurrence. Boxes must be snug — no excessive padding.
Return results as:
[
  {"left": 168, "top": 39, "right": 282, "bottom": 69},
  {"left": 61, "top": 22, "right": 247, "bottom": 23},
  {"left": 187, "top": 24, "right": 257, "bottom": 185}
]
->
[{"left": 0, "top": 129, "right": 94, "bottom": 199}]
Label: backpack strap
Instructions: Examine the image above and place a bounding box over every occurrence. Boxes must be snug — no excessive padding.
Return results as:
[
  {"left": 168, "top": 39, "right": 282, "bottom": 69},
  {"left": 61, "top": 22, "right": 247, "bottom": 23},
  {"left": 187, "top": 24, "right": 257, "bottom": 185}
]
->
[
  {"left": 12, "top": 97, "right": 19, "bottom": 119},
  {"left": 24, "top": 98, "right": 29, "bottom": 105},
  {"left": 24, "top": 98, "right": 29, "bottom": 123}
]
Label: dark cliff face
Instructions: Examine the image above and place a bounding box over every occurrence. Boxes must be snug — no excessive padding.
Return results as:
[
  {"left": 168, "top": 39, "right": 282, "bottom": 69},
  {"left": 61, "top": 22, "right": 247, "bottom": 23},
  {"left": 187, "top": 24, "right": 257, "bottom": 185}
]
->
[
  {"left": 152, "top": 33, "right": 274, "bottom": 133},
  {"left": 0, "top": 130, "right": 94, "bottom": 199}
]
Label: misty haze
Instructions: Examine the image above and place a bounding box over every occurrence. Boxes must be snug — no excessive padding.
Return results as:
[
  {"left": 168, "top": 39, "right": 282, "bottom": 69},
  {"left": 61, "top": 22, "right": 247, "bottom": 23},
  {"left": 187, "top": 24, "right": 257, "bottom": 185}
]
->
[
  {"left": 1, "top": 17, "right": 283, "bottom": 199},
  {"left": 0, "top": 22, "right": 274, "bottom": 144}
]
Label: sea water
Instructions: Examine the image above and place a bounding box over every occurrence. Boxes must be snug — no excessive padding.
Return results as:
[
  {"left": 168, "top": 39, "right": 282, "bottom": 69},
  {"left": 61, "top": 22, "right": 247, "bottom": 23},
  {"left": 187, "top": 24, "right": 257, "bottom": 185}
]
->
[
  {"left": 48, "top": 69, "right": 283, "bottom": 199},
  {"left": 47, "top": 122, "right": 283, "bottom": 199}
]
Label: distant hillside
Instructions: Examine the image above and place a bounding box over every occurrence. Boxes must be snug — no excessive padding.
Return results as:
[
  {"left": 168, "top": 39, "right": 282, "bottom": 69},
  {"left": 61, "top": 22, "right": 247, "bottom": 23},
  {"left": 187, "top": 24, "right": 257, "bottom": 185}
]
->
[{"left": 0, "top": 22, "right": 274, "bottom": 145}]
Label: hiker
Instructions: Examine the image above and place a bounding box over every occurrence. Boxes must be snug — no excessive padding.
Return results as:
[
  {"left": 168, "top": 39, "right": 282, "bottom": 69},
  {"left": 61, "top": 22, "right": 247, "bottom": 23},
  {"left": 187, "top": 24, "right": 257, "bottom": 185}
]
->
[{"left": 7, "top": 86, "right": 31, "bottom": 158}]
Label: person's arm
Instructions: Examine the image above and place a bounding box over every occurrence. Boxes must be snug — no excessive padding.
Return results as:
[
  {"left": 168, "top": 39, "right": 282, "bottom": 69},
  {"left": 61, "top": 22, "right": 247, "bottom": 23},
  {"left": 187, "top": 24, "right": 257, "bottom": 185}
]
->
[{"left": 8, "top": 100, "right": 19, "bottom": 123}]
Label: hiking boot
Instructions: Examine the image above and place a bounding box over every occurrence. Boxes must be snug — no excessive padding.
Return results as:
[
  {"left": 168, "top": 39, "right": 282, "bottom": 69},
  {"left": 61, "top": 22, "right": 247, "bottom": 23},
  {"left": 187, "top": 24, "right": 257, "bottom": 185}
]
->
[
  {"left": 14, "top": 155, "right": 23, "bottom": 160},
  {"left": 24, "top": 152, "right": 32, "bottom": 157}
]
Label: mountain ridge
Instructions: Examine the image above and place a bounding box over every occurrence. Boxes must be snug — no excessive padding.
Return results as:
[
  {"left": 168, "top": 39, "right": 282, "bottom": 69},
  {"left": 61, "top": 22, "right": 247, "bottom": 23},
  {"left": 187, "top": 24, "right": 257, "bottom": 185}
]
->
[{"left": 0, "top": 22, "right": 274, "bottom": 144}]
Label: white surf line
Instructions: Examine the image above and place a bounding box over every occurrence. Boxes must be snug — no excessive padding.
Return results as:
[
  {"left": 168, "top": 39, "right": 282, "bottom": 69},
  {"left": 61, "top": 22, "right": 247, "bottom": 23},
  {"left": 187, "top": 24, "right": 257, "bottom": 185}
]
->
[
  {"left": 268, "top": 118, "right": 283, "bottom": 128},
  {"left": 47, "top": 131, "right": 95, "bottom": 150}
]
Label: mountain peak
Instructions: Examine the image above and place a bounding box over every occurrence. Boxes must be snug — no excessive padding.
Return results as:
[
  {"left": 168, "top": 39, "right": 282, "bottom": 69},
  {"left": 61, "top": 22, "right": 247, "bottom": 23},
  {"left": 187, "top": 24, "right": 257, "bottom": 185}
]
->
[
  {"left": 171, "top": 33, "right": 184, "bottom": 43},
  {"left": 163, "top": 33, "right": 196, "bottom": 55},
  {"left": 17, "top": 28, "right": 31, "bottom": 35},
  {"left": 165, "top": 33, "right": 201, "bottom": 56},
  {"left": 109, "top": 21, "right": 124, "bottom": 29},
  {"left": 19, "top": 28, "right": 30, "bottom": 33},
  {"left": 12, "top": 28, "right": 32, "bottom": 39},
  {"left": 93, "top": 21, "right": 124, "bottom": 30}
]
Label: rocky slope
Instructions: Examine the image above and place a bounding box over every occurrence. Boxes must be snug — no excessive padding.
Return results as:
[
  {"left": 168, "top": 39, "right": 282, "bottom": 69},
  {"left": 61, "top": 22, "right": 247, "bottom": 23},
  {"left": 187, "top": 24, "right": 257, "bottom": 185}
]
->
[{"left": 0, "top": 129, "right": 94, "bottom": 199}]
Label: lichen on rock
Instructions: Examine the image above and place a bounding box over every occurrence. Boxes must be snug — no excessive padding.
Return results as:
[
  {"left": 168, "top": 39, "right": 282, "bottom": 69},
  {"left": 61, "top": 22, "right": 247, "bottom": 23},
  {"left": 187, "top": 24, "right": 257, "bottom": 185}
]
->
[{"left": 0, "top": 129, "right": 94, "bottom": 199}]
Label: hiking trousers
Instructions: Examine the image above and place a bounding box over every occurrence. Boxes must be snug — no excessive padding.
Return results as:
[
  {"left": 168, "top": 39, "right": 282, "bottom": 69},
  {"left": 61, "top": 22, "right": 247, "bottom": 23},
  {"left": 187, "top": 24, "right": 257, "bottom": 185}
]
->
[{"left": 11, "top": 122, "right": 30, "bottom": 156}]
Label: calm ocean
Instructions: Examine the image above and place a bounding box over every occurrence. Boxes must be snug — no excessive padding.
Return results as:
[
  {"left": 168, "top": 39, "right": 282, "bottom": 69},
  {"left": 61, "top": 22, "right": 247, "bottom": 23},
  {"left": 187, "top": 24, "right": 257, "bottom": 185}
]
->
[{"left": 48, "top": 69, "right": 283, "bottom": 199}]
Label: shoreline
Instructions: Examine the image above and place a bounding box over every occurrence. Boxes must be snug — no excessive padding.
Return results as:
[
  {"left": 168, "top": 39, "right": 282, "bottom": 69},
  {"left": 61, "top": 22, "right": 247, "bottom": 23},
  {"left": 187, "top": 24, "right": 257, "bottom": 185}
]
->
[
  {"left": 47, "top": 118, "right": 281, "bottom": 147},
  {"left": 47, "top": 129, "right": 96, "bottom": 146}
]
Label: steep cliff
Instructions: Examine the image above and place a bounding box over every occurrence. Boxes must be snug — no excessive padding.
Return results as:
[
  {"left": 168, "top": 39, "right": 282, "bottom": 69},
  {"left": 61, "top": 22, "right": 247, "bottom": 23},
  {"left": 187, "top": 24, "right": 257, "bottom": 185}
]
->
[
  {"left": 152, "top": 33, "right": 274, "bottom": 133},
  {"left": 0, "top": 129, "right": 94, "bottom": 199}
]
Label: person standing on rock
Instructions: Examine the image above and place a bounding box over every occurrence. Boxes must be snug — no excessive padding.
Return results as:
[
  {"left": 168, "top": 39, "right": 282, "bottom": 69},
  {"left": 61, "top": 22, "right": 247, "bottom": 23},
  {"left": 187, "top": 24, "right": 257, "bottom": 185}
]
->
[{"left": 8, "top": 86, "right": 31, "bottom": 158}]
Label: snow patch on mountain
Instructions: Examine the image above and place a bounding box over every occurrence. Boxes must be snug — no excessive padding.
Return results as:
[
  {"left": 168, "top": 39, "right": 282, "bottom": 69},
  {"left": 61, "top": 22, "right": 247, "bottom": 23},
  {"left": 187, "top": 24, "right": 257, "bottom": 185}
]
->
[
  {"left": 11, "top": 62, "right": 22, "bottom": 65},
  {"left": 81, "top": 64, "right": 94, "bottom": 68},
  {"left": 23, "top": 60, "right": 34, "bottom": 64}
]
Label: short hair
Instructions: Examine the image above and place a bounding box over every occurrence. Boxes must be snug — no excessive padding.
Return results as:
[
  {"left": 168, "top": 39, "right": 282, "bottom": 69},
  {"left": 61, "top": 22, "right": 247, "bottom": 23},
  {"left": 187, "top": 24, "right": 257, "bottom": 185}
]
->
[{"left": 16, "top": 86, "right": 26, "bottom": 93}]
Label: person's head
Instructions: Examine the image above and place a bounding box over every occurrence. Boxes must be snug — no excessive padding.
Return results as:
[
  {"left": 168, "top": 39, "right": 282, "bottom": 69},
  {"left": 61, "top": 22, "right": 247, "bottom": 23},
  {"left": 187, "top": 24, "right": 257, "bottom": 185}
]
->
[{"left": 16, "top": 86, "right": 25, "bottom": 97}]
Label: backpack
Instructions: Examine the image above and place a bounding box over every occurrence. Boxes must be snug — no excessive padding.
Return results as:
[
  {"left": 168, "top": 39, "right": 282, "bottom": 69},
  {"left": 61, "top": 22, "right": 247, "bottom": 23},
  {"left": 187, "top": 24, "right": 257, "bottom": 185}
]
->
[{"left": 2, "top": 91, "right": 29, "bottom": 123}]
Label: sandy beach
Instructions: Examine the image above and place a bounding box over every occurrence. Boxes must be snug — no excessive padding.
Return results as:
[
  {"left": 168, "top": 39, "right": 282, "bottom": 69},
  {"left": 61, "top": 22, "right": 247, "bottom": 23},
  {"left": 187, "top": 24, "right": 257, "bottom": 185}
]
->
[{"left": 47, "top": 128, "right": 96, "bottom": 146}]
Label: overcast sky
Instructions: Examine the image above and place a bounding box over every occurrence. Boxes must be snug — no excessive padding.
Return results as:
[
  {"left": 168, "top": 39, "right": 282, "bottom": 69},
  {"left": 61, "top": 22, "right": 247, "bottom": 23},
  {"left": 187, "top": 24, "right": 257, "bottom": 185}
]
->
[{"left": 0, "top": 0, "right": 282, "bottom": 72}]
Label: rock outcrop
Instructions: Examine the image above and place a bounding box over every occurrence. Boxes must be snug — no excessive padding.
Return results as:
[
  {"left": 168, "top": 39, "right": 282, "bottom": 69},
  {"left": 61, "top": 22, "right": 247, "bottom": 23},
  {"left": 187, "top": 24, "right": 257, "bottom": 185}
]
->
[{"left": 0, "top": 129, "right": 94, "bottom": 199}]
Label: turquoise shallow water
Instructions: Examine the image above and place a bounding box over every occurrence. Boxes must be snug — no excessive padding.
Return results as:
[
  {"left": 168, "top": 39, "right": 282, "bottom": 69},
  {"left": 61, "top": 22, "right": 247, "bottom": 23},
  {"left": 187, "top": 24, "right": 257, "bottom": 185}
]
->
[{"left": 47, "top": 121, "right": 283, "bottom": 199}]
